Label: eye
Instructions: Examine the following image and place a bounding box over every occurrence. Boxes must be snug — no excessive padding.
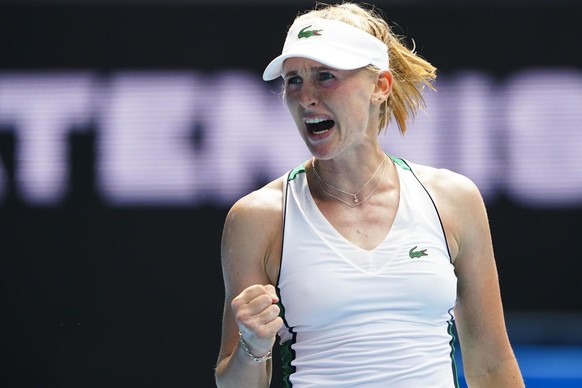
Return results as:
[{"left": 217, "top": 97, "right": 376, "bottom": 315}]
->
[
  {"left": 316, "top": 71, "right": 335, "bottom": 82},
  {"left": 286, "top": 75, "right": 302, "bottom": 86}
]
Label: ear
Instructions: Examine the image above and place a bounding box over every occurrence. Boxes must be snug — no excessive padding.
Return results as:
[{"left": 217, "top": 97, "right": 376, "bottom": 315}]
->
[{"left": 372, "top": 70, "right": 392, "bottom": 103}]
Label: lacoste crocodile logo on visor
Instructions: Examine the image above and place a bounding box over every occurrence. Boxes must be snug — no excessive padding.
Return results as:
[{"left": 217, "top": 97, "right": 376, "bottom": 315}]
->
[{"left": 298, "top": 25, "right": 323, "bottom": 39}]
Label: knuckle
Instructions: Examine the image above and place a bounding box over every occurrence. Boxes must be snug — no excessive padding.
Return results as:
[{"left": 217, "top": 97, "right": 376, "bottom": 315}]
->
[
  {"left": 271, "top": 304, "right": 281, "bottom": 315},
  {"left": 255, "top": 325, "right": 270, "bottom": 339},
  {"left": 260, "top": 293, "right": 273, "bottom": 305},
  {"left": 234, "top": 310, "right": 250, "bottom": 324},
  {"left": 274, "top": 316, "right": 284, "bottom": 328}
]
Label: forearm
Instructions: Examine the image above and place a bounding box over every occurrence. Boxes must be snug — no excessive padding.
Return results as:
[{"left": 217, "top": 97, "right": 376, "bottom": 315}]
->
[
  {"left": 215, "top": 341, "right": 272, "bottom": 388},
  {"left": 464, "top": 357, "right": 524, "bottom": 388}
]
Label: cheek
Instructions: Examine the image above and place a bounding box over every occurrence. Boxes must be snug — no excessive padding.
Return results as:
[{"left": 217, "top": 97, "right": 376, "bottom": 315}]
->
[
  {"left": 283, "top": 92, "right": 298, "bottom": 115},
  {"left": 284, "top": 94, "right": 298, "bottom": 112},
  {"left": 284, "top": 99, "right": 306, "bottom": 134}
]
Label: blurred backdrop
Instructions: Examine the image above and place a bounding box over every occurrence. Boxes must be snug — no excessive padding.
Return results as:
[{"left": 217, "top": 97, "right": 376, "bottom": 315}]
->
[{"left": 1, "top": 0, "right": 581, "bottom": 387}]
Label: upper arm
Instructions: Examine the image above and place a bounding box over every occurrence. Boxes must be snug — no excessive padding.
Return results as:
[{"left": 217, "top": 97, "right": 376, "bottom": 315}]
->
[
  {"left": 217, "top": 183, "right": 283, "bottom": 363},
  {"left": 420, "top": 167, "right": 518, "bottom": 379},
  {"left": 438, "top": 171, "right": 513, "bottom": 376},
  {"left": 450, "top": 178, "right": 510, "bottom": 354}
]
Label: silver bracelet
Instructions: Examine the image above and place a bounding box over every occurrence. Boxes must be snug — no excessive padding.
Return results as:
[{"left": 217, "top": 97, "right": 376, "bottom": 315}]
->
[{"left": 238, "top": 331, "right": 272, "bottom": 363}]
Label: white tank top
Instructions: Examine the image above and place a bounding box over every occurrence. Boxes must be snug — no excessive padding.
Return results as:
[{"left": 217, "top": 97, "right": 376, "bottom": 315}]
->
[{"left": 277, "top": 156, "right": 459, "bottom": 387}]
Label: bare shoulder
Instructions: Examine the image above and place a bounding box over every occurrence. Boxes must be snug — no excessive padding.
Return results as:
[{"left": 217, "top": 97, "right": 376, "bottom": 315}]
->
[
  {"left": 221, "top": 176, "right": 285, "bottom": 287},
  {"left": 410, "top": 163, "right": 482, "bottom": 203},
  {"left": 409, "top": 162, "right": 488, "bottom": 263},
  {"left": 225, "top": 177, "right": 285, "bottom": 232}
]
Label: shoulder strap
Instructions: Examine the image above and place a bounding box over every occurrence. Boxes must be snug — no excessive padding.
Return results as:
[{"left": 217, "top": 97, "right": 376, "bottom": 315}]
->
[
  {"left": 388, "top": 155, "right": 411, "bottom": 171},
  {"left": 287, "top": 161, "right": 307, "bottom": 182}
]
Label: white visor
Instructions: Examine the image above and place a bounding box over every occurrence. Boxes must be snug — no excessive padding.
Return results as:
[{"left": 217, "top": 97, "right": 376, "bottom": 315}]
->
[{"left": 262, "top": 17, "right": 389, "bottom": 81}]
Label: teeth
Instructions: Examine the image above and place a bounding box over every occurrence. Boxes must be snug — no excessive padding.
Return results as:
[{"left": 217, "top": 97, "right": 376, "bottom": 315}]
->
[{"left": 305, "top": 117, "right": 328, "bottom": 124}]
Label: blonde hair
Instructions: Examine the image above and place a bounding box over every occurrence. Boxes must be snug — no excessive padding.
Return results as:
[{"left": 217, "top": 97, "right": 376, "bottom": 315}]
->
[{"left": 295, "top": 2, "right": 436, "bottom": 134}]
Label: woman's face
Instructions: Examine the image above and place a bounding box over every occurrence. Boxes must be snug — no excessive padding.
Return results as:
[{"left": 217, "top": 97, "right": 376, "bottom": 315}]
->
[{"left": 282, "top": 57, "right": 380, "bottom": 160}]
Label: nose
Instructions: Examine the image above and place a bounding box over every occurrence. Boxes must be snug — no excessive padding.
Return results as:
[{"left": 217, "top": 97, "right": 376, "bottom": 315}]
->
[{"left": 299, "top": 83, "right": 318, "bottom": 109}]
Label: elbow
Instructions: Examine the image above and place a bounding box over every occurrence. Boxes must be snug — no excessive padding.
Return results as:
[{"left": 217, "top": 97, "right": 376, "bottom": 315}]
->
[{"left": 463, "top": 356, "right": 524, "bottom": 388}]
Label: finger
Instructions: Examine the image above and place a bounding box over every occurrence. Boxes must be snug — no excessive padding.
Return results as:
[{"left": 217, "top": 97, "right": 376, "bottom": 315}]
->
[
  {"left": 232, "top": 284, "right": 279, "bottom": 316},
  {"left": 234, "top": 284, "right": 276, "bottom": 304},
  {"left": 234, "top": 296, "right": 277, "bottom": 335},
  {"left": 232, "top": 292, "right": 273, "bottom": 319},
  {"left": 246, "top": 293, "right": 278, "bottom": 314},
  {"left": 240, "top": 316, "right": 284, "bottom": 356},
  {"left": 252, "top": 322, "right": 282, "bottom": 343},
  {"left": 262, "top": 316, "right": 284, "bottom": 336},
  {"left": 237, "top": 304, "right": 281, "bottom": 340},
  {"left": 263, "top": 284, "right": 280, "bottom": 302},
  {"left": 253, "top": 303, "right": 281, "bottom": 328}
]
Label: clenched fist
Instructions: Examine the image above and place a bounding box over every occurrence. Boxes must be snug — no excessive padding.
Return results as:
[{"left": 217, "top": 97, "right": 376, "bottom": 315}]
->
[{"left": 231, "top": 284, "right": 284, "bottom": 356}]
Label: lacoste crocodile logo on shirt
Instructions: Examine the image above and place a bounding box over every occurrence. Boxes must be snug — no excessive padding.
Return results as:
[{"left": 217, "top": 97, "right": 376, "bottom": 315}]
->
[{"left": 409, "top": 246, "right": 428, "bottom": 258}]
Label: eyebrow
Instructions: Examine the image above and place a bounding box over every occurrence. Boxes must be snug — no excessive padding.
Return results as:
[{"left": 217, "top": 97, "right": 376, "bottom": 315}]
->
[{"left": 283, "top": 66, "right": 332, "bottom": 79}]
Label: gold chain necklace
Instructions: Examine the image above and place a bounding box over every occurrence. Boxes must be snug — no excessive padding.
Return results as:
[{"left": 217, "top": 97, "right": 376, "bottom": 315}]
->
[{"left": 312, "top": 155, "right": 387, "bottom": 208}]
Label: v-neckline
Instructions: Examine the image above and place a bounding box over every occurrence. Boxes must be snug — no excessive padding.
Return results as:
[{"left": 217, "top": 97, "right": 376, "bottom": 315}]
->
[{"left": 303, "top": 160, "right": 403, "bottom": 253}]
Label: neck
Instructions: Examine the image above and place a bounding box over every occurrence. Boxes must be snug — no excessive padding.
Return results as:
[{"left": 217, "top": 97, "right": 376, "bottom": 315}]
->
[
  {"left": 311, "top": 153, "right": 387, "bottom": 188},
  {"left": 311, "top": 154, "right": 388, "bottom": 207}
]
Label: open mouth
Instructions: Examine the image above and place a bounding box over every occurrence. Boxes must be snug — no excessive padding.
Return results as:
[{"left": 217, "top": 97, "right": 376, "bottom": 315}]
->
[{"left": 305, "top": 118, "right": 335, "bottom": 135}]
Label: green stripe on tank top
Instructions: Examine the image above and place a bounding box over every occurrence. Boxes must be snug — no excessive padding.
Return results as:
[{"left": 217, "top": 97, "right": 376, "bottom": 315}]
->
[
  {"left": 280, "top": 338, "right": 295, "bottom": 387},
  {"left": 289, "top": 156, "right": 408, "bottom": 181},
  {"left": 288, "top": 163, "right": 306, "bottom": 182},
  {"left": 388, "top": 155, "right": 411, "bottom": 171},
  {"left": 448, "top": 320, "right": 461, "bottom": 388}
]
